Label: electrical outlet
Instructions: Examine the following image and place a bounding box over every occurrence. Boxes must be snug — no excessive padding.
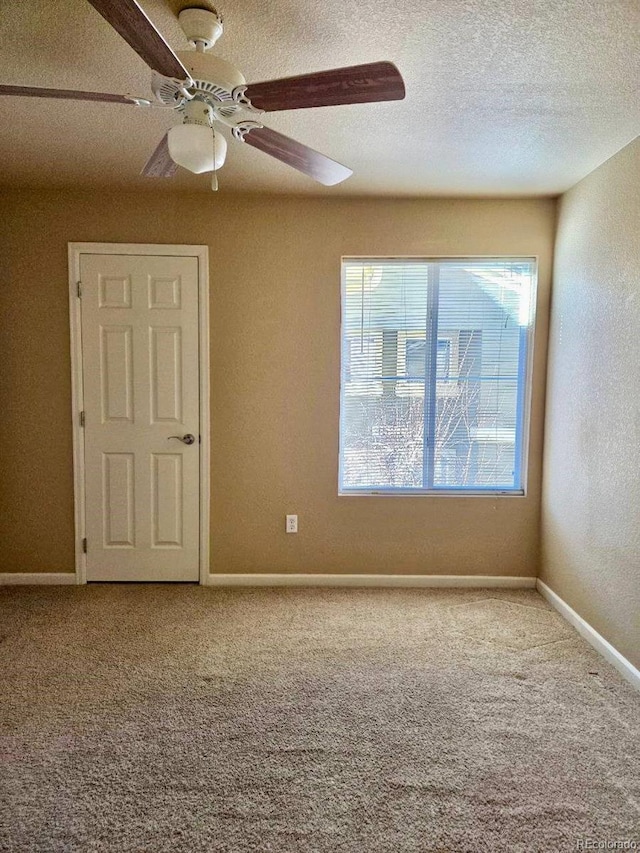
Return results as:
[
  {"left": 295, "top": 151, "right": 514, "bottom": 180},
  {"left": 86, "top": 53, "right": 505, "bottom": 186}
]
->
[{"left": 286, "top": 514, "right": 298, "bottom": 534}]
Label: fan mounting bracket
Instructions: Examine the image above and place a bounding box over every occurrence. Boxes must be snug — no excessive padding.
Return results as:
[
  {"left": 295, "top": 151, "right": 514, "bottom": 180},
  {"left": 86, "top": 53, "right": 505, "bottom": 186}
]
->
[
  {"left": 230, "top": 121, "right": 264, "bottom": 142},
  {"left": 125, "top": 96, "right": 153, "bottom": 107},
  {"left": 230, "top": 85, "right": 261, "bottom": 113},
  {"left": 178, "top": 8, "right": 224, "bottom": 51}
]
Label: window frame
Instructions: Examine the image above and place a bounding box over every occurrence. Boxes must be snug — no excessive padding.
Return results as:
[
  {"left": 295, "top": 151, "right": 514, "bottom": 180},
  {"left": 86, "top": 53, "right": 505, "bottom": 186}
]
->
[{"left": 338, "top": 256, "right": 538, "bottom": 498}]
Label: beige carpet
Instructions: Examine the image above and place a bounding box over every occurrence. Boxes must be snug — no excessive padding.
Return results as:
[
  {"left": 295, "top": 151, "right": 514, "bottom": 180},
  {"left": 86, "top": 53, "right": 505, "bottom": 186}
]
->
[{"left": 0, "top": 585, "right": 638, "bottom": 852}]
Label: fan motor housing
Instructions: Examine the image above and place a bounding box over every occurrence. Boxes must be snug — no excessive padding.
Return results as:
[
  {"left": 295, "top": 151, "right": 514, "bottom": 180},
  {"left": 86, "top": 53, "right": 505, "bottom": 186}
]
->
[
  {"left": 178, "top": 52, "right": 245, "bottom": 94},
  {"left": 152, "top": 53, "right": 247, "bottom": 118}
]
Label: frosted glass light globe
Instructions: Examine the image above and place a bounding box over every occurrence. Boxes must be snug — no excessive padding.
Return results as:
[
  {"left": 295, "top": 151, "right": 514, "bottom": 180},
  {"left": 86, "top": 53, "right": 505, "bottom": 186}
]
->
[{"left": 168, "top": 125, "right": 227, "bottom": 174}]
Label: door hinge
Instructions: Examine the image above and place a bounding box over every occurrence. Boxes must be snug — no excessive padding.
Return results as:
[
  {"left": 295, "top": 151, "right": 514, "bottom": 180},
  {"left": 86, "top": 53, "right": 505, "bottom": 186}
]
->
[
  {"left": 79, "top": 411, "right": 85, "bottom": 427},
  {"left": 82, "top": 538, "right": 87, "bottom": 554},
  {"left": 77, "top": 281, "right": 82, "bottom": 298}
]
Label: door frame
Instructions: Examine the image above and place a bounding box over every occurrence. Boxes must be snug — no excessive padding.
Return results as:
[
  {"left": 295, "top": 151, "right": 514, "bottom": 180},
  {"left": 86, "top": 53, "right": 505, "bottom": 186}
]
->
[{"left": 68, "top": 242, "right": 210, "bottom": 585}]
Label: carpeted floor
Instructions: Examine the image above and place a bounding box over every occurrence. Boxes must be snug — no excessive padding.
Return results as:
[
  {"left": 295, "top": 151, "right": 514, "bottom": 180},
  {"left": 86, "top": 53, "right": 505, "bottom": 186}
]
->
[{"left": 0, "top": 585, "right": 638, "bottom": 852}]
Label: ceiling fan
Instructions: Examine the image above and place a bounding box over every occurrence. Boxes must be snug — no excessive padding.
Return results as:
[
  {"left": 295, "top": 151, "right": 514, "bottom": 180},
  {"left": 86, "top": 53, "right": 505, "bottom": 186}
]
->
[{"left": 0, "top": 0, "right": 406, "bottom": 188}]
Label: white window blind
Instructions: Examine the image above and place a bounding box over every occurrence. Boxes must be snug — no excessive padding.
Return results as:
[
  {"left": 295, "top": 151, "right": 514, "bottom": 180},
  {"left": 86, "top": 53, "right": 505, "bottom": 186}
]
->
[{"left": 339, "top": 258, "right": 537, "bottom": 494}]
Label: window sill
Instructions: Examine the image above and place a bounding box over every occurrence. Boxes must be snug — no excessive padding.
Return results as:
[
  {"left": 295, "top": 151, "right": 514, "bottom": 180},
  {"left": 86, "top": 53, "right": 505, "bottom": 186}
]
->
[{"left": 338, "top": 489, "right": 526, "bottom": 497}]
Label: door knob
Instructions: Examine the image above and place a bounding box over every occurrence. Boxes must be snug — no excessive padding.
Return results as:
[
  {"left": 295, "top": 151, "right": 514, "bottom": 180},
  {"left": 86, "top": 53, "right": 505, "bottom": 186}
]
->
[{"left": 168, "top": 433, "right": 196, "bottom": 445}]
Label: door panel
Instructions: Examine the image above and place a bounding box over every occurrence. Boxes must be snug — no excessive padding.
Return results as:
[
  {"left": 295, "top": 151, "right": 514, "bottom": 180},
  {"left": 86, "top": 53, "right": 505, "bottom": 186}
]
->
[
  {"left": 150, "top": 326, "right": 182, "bottom": 422},
  {"left": 81, "top": 254, "right": 200, "bottom": 581},
  {"left": 101, "top": 325, "right": 134, "bottom": 422},
  {"left": 151, "top": 453, "right": 183, "bottom": 547},
  {"left": 102, "top": 453, "right": 135, "bottom": 547}
]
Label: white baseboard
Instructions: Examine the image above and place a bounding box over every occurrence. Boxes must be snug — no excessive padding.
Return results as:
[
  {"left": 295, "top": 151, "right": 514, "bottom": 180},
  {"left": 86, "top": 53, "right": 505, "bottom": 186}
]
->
[
  {"left": 207, "top": 573, "right": 536, "bottom": 589},
  {"left": 536, "top": 580, "right": 639, "bottom": 692},
  {"left": 0, "top": 572, "right": 535, "bottom": 589},
  {"left": 0, "top": 573, "right": 78, "bottom": 585}
]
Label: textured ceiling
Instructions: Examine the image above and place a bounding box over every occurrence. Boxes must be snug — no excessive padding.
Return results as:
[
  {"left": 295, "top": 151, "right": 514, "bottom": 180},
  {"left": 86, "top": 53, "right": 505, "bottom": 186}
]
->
[{"left": 0, "top": 0, "right": 639, "bottom": 195}]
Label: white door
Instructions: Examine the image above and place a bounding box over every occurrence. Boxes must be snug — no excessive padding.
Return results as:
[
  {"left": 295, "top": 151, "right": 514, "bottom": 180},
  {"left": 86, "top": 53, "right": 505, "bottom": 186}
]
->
[{"left": 80, "top": 253, "right": 200, "bottom": 582}]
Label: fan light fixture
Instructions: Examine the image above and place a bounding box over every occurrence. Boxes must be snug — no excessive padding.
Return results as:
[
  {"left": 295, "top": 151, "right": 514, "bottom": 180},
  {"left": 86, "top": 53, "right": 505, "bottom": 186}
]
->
[
  {"left": 168, "top": 123, "right": 227, "bottom": 174},
  {"left": 167, "top": 99, "right": 227, "bottom": 174}
]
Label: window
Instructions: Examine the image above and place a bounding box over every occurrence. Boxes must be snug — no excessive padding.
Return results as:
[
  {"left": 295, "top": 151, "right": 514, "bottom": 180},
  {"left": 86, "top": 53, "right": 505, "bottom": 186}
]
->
[
  {"left": 339, "top": 258, "right": 536, "bottom": 494},
  {"left": 405, "top": 338, "right": 452, "bottom": 378}
]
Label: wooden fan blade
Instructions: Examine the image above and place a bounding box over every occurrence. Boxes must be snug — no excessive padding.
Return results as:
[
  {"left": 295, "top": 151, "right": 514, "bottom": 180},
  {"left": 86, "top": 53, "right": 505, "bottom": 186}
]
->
[
  {"left": 243, "top": 126, "right": 352, "bottom": 186},
  {"left": 0, "top": 84, "right": 138, "bottom": 104},
  {"left": 141, "top": 133, "right": 177, "bottom": 177},
  {"left": 243, "top": 62, "right": 405, "bottom": 112},
  {"left": 86, "top": 0, "right": 189, "bottom": 81}
]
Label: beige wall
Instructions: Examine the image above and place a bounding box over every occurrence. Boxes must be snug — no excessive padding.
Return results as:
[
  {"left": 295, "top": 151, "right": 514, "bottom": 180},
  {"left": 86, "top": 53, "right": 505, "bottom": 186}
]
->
[
  {"left": 0, "top": 190, "right": 554, "bottom": 577},
  {"left": 541, "top": 137, "right": 640, "bottom": 668}
]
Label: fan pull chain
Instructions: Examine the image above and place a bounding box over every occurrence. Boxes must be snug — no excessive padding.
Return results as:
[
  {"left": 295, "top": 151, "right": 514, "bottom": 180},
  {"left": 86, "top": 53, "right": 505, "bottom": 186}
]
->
[{"left": 211, "top": 126, "right": 218, "bottom": 191}]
